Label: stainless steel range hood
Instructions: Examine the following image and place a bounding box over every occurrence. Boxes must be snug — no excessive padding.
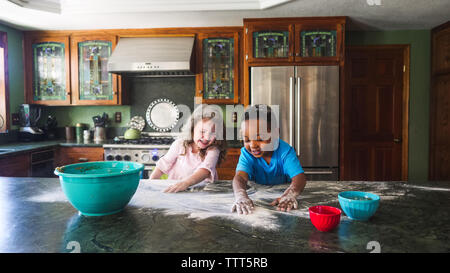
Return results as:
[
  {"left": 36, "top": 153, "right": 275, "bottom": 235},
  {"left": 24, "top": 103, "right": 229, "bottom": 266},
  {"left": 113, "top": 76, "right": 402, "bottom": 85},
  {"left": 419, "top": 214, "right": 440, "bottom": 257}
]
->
[{"left": 107, "top": 36, "right": 195, "bottom": 76}]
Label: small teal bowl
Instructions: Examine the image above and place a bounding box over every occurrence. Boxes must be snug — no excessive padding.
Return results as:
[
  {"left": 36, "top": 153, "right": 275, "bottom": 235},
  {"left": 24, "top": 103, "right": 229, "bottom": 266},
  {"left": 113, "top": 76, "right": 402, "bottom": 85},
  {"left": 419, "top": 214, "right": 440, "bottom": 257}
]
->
[
  {"left": 54, "top": 161, "right": 144, "bottom": 216},
  {"left": 338, "top": 191, "right": 380, "bottom": 221}
]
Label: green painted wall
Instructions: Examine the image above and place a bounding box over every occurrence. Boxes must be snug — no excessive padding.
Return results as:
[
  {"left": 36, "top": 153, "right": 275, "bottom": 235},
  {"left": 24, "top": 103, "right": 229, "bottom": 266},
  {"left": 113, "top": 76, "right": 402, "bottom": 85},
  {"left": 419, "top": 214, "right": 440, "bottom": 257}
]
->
[
  {"left": 0, "top": 23, "right": 24, "bottom": 131},
  {"left": 43, "top": 105, "right": 130, "bottom": 128},
  {"left": 346, "top": 30, "right": 431, "bottom": 182}
]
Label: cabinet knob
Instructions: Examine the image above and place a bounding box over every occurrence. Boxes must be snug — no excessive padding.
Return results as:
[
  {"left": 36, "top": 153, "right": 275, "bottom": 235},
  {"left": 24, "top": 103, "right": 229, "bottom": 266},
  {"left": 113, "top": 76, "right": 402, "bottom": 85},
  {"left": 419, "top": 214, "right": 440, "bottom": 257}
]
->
[
  {"left": 393, "top": 138, "right": 402, "bottom": 143},
  {"left": 78, "top": 157, "right": 88, "bottom": 162}
]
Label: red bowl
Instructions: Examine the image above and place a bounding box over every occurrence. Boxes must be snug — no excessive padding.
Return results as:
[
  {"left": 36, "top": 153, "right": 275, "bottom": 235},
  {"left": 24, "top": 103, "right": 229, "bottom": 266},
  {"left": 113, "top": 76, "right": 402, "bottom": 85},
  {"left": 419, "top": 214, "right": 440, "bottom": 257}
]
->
[{"left": 309, "top": 206, "right": 342, "bottom": 232}]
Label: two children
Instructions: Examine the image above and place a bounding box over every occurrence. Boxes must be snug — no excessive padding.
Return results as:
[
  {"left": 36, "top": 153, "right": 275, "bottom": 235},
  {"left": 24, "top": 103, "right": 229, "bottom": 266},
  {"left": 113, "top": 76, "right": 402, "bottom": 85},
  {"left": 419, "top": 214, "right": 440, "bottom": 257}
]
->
[{"left": 150, "top": 104, "right": 306, "bottom": 214}]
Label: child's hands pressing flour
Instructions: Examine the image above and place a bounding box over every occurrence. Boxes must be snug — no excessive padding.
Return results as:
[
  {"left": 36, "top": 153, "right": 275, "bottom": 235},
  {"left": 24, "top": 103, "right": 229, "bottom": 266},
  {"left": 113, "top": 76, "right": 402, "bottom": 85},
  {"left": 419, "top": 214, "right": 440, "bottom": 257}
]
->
[
  {"left": 231, "top": 189, "right": 255, "bottom": 214},
  {"left": 270, "top": 188, "right": 299, "bottom": 212}
]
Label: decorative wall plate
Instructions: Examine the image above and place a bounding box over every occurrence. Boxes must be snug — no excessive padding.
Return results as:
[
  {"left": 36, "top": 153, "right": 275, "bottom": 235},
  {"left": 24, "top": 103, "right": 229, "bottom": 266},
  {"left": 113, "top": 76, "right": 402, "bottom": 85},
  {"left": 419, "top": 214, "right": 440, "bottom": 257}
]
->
[{"left": 145, "top": 98, "right": 179, "bottom": 132}]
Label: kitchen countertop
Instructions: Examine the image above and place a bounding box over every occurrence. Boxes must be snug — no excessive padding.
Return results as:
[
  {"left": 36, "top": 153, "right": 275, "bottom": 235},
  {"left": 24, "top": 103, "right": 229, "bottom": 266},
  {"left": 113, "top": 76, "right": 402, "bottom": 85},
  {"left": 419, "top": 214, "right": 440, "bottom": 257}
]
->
[
  {"left": 0, "top": 140, "right": 108, "bottom": 158},
  {"left": 0, "top": 177, "right": 449, "bottom": 253}
]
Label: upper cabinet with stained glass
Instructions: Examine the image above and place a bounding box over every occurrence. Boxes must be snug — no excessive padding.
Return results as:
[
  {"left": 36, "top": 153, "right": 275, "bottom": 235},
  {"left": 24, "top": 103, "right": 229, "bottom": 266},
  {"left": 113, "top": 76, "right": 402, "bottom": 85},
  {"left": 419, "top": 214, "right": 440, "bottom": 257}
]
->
[
  {"left": 196, "top": 32, "right": 240, "bottom": 104},
  {"left": 244, "top": 21, "right": 294, "bottom": 64},
  {"left": 24, "top": 36, "right": 71, "bottom": 105},
  {"left": 294, "top": 22, "right": 344, "bottom": 63},
  {"left": 71, "top": 34, "right": 119, "bottom": 105},
  {"left": 24, "top": 33, "right": 125, "bottom": 105},
  {"left": 244, "top": 17, "right": 346, "bottom": 65}
]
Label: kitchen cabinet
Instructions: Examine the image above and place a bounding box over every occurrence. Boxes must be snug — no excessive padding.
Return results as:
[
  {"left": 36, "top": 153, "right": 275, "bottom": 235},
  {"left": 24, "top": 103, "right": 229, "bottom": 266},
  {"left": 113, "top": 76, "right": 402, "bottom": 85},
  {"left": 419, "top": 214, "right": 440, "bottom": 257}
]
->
[
  {"left": 429, "top": 21, "right": 450, "bottom": 181},
  {"left": 55, "top": 147, "right": 104, "bottom": 167},
  {"left": 70, "top": 34, "right": 121, "bottom": 105},
  {"left": 216, "top": 148, "right": 240, "bottom": 180},
  {"left": 244, "top": 17, "right": 346, "bottom": 65},
  {"left": 244, "top": 21, "right": 294, "bottom": 64},
  {"left": 24, "top": 32, "right": 126, "bottom": 106},
  {"left": 0, "top": 153, "right": 31, "bottom": 177},
  {"left": 196, "top": 31, "right": 240, "bottom": 104},
  {"left": 24, "top": 35, "right": 71, "bottom": 105}
]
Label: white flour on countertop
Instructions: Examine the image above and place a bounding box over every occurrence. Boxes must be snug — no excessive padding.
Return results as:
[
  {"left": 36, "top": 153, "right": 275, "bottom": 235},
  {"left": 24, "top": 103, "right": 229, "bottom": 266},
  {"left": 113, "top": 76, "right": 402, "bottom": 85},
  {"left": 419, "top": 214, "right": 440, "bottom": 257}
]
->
[
  {"left": 25, "top": 179, "right": 311, "bottom": 230},
  {"left": 129, "top": 180, "right": 307, "bottom": 230}
]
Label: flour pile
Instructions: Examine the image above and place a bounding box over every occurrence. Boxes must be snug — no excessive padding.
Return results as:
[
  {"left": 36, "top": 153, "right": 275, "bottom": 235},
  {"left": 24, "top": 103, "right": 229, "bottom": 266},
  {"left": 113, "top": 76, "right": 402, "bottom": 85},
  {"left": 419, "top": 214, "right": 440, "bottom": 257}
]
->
[
  {"left": 129, "top": 180, "right": 300, "bottom": 230},
  {"left": 26, "top": 180, "right": 310, "bottom": 230}
]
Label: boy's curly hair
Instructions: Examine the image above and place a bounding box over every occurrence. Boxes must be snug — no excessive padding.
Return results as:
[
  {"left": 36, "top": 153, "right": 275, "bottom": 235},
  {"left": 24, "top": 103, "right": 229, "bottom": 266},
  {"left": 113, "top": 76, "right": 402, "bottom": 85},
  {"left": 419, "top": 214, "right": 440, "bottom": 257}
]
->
[{"left": 243, "top": 104, "right": 278, "bottom": 129}]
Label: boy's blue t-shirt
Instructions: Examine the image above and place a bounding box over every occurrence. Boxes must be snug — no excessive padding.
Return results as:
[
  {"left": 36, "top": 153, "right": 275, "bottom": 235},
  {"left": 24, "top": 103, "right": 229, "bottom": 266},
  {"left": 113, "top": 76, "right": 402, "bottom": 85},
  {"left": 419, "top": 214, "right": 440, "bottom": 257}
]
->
[{"left": 236, "top": 139, "right": 304, "bottom": 185}]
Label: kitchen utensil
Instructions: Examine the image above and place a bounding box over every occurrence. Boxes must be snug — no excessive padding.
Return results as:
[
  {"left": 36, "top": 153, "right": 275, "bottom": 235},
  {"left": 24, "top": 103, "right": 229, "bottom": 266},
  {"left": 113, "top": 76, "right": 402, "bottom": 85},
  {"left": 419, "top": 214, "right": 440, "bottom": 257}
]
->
[
  {"left": 309, "top": 205, "right": 341, "bottom": 232},
  {"left": 338, "top": 191, "right": 380, "bottom": 221},
  {"left": 94, "top": 127, "right": 106, "bottom": 142},
  {"left": 75, "top": 123, "right": 86, "bottom": 142},
  {"left": 65, "top": 126, "right": 75, "bottom": 141},
  {"left": 83, "top": 130, "right": 90, "bottom": 141},
  {"left": 54, "top": 161, "right": 144, "bottom": 216},
  {"left": 124, "top": 128, "right": 141, "bottom": 140},
  {"left": 92, "top": 112, "right": 109, "bottom": 128},
  {"left": 129, "top": 116, "right": 145, "bottom": 131},
  {"left": 146, "top": 98, "right": 179, "bottom": 132}
]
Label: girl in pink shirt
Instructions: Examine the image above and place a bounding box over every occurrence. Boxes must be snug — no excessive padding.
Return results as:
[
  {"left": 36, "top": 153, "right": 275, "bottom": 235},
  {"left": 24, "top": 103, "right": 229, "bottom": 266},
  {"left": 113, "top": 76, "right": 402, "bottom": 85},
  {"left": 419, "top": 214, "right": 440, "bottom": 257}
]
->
[{"left": 150, "top": 105, "right": 227, "bottom": 193}]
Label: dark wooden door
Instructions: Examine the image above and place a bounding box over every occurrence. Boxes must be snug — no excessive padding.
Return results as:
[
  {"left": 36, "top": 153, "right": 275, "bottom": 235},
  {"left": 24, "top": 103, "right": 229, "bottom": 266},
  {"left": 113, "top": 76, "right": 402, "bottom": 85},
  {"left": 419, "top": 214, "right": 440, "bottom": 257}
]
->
[{"left": 342, "top": 46, "right": 408, "bottom": 181}]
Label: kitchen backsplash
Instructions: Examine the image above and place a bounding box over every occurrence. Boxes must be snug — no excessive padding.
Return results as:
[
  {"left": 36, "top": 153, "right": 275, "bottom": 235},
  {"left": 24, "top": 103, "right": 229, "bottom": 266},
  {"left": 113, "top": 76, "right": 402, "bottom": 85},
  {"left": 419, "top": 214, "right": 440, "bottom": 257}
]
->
[{"left": 129, "top": 76, "right": 196, "bottom": 132}]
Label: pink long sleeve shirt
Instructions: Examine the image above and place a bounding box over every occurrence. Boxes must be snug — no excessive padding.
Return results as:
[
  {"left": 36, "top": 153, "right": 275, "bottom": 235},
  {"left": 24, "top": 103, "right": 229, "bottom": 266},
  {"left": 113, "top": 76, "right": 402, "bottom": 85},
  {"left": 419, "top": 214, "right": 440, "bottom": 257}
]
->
[{"left": 155, "top": 138, "right": 220, "bottom": 182}]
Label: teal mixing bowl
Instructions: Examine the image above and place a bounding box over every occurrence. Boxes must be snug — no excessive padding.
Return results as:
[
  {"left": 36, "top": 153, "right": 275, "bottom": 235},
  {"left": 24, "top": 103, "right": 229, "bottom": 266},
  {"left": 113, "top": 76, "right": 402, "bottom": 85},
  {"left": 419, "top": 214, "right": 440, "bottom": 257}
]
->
[
  {"left": 54, "top": 161, "right": 144, "bottom": 216},
  {"left": 338, "top": 191, "right": 380, "bottom": 221}
]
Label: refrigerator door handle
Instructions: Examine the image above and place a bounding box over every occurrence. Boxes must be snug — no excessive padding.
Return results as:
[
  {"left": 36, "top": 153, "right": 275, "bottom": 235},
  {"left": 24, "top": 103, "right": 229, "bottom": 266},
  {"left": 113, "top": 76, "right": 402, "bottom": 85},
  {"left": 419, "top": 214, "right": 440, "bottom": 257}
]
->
[
  {"left": 289, "top": 77, "right": 295, "bottom": 146},
  {"left": 296, "top": 77, "right": 301, "bottom": 156}
]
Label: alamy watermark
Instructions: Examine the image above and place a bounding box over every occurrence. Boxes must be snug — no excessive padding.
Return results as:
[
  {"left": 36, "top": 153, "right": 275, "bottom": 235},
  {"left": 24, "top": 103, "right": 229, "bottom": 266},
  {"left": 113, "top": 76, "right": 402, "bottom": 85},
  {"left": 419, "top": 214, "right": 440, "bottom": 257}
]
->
[
  {"left": 172, "top": 102, "right": 280, "bottom": 151},
  {"left": 366, "top": 0, "right": 382, "bottom": 6}
]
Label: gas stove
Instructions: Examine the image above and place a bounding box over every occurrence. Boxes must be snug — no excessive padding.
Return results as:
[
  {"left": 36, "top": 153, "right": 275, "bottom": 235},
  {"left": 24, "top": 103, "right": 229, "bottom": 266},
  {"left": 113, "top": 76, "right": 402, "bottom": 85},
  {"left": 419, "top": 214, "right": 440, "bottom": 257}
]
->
[{"left": 103, "top": 132, "right": 181, "bottom": 178}]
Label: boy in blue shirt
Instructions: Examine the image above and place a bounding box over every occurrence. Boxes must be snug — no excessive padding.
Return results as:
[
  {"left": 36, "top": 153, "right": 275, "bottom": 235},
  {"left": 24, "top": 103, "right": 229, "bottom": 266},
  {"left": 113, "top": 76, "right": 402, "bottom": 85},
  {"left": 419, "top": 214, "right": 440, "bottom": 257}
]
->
[{"left": 231, "top": 105, "right": 307, "bottom": 214}]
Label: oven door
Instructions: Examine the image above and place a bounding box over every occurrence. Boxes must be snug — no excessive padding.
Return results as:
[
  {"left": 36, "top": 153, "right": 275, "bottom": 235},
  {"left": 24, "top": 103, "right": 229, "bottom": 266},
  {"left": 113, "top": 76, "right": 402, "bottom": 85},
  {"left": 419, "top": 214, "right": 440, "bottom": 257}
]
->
[
  {"left": 142, "top": 166, "right": 154, "bottom": 179},
  {"left": 142, "top": 165, "right": 168, "bottom": 180}
]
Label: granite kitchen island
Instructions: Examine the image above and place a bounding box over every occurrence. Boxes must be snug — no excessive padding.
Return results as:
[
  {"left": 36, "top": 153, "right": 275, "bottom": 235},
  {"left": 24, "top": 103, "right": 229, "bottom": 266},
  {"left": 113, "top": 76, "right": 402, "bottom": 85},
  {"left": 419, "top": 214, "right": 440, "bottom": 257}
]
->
[{"left": 0, "top": 177, "right": 448, "bottom": 253}]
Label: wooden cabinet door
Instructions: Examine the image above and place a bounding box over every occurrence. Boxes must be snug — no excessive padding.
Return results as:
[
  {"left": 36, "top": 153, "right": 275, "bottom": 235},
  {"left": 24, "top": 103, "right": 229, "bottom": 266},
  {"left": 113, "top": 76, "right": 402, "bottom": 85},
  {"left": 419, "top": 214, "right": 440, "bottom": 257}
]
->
[
  {"left": 71, "top": 34, "right": 119, "bottom": 105},
  {"left": 343, "top": 46, "right": 408, "bottom": 181},
  {"left": 217, "top": 148, "right": 240, "bottom": 180},
  {"left": 432, "top": 23, "right": 450, "bottom": 74},
  {"left": 24, "top": 35, "right": 71, "bottom": 105},
  {"left": 294, "top": 21, "right": 344, "bottom": 63},
  {"left": 56, "top": 147, "right": 104, "bottom": 166},
  {"left": 429, "top": 21, "right": 450, "bottom": 181},
  {"left": 196, "top": 32, "right": 240, "bottom": 104},
  {"left": 244, "top": 21, "right": 294, "bottom": 64},
  {"left": 429, "top": 74, "right": 450, "bottom": 180},
  {"left": 0, "top": 154, "right": 30, "bottom": 177}
]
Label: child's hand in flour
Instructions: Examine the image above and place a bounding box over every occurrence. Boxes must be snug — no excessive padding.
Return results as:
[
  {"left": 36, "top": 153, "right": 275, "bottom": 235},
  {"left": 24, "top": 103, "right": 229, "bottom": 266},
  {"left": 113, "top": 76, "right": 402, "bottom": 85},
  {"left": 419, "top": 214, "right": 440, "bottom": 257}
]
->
[
  {"left": 231, "top": 190, "right": 255, "bottom": 215},
  {"left": 270, "top": 188, "right": 298, "bottom": 212},
  {"left": 164, "top": 181, "right": 190, "bottom": 193}
]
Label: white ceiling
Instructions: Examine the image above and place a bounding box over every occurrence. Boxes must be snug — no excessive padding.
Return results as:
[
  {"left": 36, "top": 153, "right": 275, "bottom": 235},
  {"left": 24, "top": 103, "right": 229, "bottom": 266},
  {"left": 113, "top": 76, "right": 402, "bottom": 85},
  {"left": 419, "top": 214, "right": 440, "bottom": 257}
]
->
[{"left": 0, "top": 0, "right": 449, "bottom": 31}]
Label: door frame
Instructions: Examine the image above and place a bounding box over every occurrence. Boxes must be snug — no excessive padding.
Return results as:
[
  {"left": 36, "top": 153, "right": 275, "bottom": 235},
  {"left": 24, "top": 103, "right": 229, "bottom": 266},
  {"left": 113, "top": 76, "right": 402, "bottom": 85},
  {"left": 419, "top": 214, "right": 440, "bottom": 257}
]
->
[{"left": 341, "top": 44, "right": 410, "bottom": 181}]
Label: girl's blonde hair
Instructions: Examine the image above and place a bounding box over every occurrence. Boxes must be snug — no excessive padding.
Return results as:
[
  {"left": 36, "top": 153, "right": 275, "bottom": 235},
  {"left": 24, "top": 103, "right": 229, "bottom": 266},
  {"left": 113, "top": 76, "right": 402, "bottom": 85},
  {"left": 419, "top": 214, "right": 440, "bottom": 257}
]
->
[{"left": 180, "top": 105, "right": 227, "bottom": 166}]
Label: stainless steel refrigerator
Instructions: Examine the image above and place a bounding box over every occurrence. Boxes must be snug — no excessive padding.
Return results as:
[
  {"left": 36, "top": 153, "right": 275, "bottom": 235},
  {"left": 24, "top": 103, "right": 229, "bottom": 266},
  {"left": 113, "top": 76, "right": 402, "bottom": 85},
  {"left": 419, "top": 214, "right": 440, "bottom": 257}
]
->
[{"left": 251, "top": 66, "right": 339, "bottom": 180}]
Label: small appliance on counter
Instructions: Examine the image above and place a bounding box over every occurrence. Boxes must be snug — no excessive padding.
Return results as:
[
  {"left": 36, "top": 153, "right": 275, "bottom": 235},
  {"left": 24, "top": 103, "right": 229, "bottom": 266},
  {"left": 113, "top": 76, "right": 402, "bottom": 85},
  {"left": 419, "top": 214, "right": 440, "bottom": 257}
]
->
[{"left": 18, "top": 104, "right": 45, "bottom": 142}]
